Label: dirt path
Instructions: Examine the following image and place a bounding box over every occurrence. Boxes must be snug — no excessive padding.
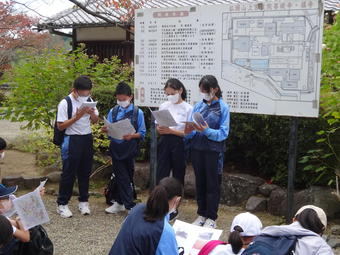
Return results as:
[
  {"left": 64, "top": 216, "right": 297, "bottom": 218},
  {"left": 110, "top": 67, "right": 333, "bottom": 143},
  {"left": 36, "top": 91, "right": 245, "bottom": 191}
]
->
[{"left": 0, "top": 150, "right": 39, "bottom": 178}]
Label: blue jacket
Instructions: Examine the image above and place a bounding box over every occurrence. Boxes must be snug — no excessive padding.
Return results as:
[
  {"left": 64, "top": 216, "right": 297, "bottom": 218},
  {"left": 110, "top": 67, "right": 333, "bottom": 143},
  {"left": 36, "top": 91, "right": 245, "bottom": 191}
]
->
[
  {"left": 106, "top": 104, "right": 146, "bottom": 160},
  {"left": 109, "top": 204, "right": 179, "bottom": 255},
  {"left": 106, "top": 103, "right": 146, "bottom": 143},
  {"left": 186, "top": 98, "right": 230, "bottom": 153}
]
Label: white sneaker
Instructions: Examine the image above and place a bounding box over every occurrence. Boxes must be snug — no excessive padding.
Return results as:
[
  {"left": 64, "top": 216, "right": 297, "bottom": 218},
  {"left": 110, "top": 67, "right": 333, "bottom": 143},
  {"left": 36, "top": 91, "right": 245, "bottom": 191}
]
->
[
  {"left": 78, "top": 202, "right": 90, "bottom": 215},
  {"left": 57, "top": 204, "right": 73, "bottom": 218},
  {"left": 192, "top": 216, "right": 207, "bottom": 226},
  {"left": 203, "top": 218, "right": 217, "bottom": 229},
  {"left": 105, "top": 202, "right": 125, "bottom": 214}
]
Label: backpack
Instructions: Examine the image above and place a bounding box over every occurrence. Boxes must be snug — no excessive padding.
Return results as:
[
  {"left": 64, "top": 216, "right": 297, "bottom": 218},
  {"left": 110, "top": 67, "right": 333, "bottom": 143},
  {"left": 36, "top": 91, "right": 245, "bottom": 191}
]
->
[
  {"left": 198, "top": 240, "right": 227, "bottom": 255},
  {"left": 104, "top": 172, "right": 118, "bottom": 205},
  {"left": 12, "top": 225, "right": 53, "bottom": 255},
  {"left": 242, "top": 234, "right": 300, "bottom": 255},
  {"left": 53, "top": 96, "right": 72, "bottom": 146},
  {"left": 104, "top": 171, "right": 137, "bottom": 205}
]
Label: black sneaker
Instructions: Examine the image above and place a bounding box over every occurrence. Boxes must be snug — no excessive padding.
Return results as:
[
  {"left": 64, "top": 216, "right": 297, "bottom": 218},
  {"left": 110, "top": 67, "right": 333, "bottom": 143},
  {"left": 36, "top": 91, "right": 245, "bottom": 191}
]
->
[{"left": 169, "top": 209, "right": 179, "bottom": 222}]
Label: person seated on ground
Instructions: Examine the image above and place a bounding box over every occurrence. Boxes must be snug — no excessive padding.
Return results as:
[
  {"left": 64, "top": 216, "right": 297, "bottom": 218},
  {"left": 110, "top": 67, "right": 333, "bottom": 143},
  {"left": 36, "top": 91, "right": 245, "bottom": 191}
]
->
[
  {"left": 260, "top": 205, "right": 333, "bottom": 255},
  {"left": 198, "top": 212, "right": 262, "bottom": 255},
  {"left": 0, "top": 184, "right": 30, "bottom": 244},
  {"left": 0, "top": 214, "right": 15, "bottom": 254},
  {"left": 108, "top": 177, "right": 183, "bottom": 255}
]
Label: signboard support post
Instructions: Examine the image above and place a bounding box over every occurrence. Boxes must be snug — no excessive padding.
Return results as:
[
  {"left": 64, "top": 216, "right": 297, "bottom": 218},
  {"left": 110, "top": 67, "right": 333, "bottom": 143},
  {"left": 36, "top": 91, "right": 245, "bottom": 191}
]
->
[
  {"left": 150, "top": 108, "right": 158, "bottom": 189},
  {"left": 286, "top": 117, "right": 299, "bottom": 223}
]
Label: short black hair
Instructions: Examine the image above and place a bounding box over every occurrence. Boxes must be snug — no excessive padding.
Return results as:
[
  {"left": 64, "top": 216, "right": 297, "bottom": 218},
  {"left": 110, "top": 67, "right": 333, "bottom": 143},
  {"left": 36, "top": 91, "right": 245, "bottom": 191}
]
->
[
  {"left": 0, "top": 137, "right": 6, "bottom": 150},
  {"left": 0, "top": 215, "right": 13, "bottom": 247},
  {"left": 199, "top": 75, "right": 222, "bottom": 98},
  {"left": 115, "top": 82, "right": 132, "bottom": 96},
  {"left": 73, "top": 75, "right": 93, "bottom": 90},
  {"left": 164, "top": 78, "right": 187, "bottom": 100}
]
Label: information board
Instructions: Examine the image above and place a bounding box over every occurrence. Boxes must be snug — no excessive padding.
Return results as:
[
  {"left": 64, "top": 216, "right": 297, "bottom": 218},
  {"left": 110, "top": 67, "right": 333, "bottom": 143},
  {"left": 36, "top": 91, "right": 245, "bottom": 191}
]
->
[{"left": 134, "top": 0, "right": 324, "bottom": 117}]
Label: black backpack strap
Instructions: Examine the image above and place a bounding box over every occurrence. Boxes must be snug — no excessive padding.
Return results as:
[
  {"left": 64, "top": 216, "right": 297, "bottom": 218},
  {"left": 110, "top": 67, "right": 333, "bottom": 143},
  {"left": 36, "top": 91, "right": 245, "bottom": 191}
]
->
[
  {"left": 111, "top": 105, "right": 120, "bottom": 122},
  {"left": 65, "top": 96, "right": 72, "bottom": 120},
  {"left": 132, "top": 105, "right": 139, "bottom": 131}
]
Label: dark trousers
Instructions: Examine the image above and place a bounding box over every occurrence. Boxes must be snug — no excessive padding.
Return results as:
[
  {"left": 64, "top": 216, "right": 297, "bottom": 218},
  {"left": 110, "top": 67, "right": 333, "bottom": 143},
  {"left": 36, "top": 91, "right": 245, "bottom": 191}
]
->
[
  {"left": 109, "top": 142, "right": 136, "bottom": 210},
  {"left": 191, "top": 149, "right": 222, "bottom": 220},
  {"left": 156, "top": 135, "right": 186, "bottom": 184},
  {"left": 57, "top": 134, "right": 93, "bottom": 205}
]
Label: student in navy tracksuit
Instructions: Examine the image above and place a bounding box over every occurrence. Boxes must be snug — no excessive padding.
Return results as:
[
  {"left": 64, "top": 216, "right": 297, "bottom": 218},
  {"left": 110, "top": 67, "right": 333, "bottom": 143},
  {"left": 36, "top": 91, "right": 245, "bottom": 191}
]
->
[
  {"left": 185, "top": 75, "right": 230, "bottom": 229},
  {"left": 56, "top": 76, "right": 99, "bottom": 218},
  {"left": 156, "top": 79, "right": 193, "bottom": 185},
  {"left": 109, "top": 177, "right": 183, "bottom": 255},
  {"left": 102, "top": 82, "right": 146, "bottom": 214}
]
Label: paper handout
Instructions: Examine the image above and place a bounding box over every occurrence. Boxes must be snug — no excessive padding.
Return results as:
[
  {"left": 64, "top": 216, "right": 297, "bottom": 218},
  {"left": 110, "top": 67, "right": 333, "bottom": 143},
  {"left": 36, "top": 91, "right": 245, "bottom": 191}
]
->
[
  {"left": 173, "top": 220, "right": 223, "bottom": 255},
  {"left": 104, "top": 117, "right": 136, "bottom": 140},
  {"left": 12, "top": 189, "right": 50, "bottom": 230},
  {"left": 80, "top": 101, "right": 97, "bottom": 109},
  {"left": 151, "top": 109, "right": 178, "bottom": 127},
  {"left": 192, "top": 112, "right": 206, "bottom": 126}
]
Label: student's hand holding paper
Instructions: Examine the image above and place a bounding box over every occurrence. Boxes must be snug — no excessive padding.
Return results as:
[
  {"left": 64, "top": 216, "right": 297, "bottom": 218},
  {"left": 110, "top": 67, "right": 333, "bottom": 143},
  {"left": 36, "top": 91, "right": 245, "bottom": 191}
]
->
[
  {"left": 75, "top": 107, "right": 89, "bottom": 120},
  {"left": 86, "top": 107, "right": 95, "bottom": 115},
  {"left": 158, "top": 126, "right": 172, "bottom": 135},
  {"left": 194, "top": 121, "right": 209, "bottom": 132},
  {"left": 101, "top": 126, "right": 108, "bottom": 133},
  {"left": 184, "top": 122, "right": 195, "bottom": 135},
  {"left": 123, "top": 133, "right": 135, "bottom": 141}
]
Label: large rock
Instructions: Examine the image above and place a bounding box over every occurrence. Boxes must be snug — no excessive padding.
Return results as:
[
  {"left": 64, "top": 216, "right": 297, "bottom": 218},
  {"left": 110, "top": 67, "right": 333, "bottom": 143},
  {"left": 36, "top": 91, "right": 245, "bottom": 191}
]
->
[
  {"left": 259, "top": 183, "right": 280, "bottom": 197},
  {"left": 293, "top": 186, "right": 340, "bottom": 219},
  {"left": 268, "top": 187, "right": 287, "bottom": 216},
  {"left": 268, "top": 186, "right": 340, "bottom": 219},
  {"left": 220, "top": 173, "right": 265, "bottom": 206},
  {"left": 1, "top": 175, "right": 25, "bottom": 188},
  {"left": 23, "top": 176, "right": 46, "bottom": 189},
  {"left": 134, "top": 162, "right": 150, "bottom": 190},
  {"left": 42, "top": 162, "right": 62, "bottom": 175},
  {"left": 328, "top": 237, "right": 340, "bottom": 249},
  {"left": 332, "top": 225, "right": 340, "bottom": 236},
  {"left": 184, "top": 164, "right": 196, "bottom": 198},
  {"left": 46, "top": 171, "right": 61, "bottom": 183},
  {"left": 246, "top": 196, "right": 267, "bottom": 212}
]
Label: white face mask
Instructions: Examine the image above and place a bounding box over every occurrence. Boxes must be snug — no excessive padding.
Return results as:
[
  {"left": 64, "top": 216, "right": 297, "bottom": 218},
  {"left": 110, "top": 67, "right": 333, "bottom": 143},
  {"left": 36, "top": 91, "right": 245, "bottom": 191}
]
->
[
  {"left": 167, "top": 93, "right": 180, "bottom": 104},
  {"left": 117, "top": 100, "right": 130, "bottom": 108},
  {"left": 78, "top": 96, "right": 90, "bottom": 103},
  {"left": 0, "top": 152, "right": 4, "bottom": 160},
  {"left": 201, "top": 92, "right": 213, "bottom": 101},
  {"left": 0, "top": 199, "right": 12, "bottom": 215}
]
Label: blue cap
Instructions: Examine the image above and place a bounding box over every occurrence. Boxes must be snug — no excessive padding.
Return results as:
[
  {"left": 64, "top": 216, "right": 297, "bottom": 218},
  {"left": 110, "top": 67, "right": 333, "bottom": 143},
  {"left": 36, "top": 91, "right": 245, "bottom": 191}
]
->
[{"left": 0, "top": 184, "right": 17, "bottom": 198}]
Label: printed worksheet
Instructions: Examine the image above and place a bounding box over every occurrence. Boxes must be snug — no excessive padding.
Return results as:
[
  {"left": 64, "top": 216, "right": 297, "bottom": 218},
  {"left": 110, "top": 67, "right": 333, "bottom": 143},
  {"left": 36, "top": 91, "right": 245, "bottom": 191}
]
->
[
  {"left": 104, "top": 117, "right": 136, "bottom": 139},
  {"left": 151, "top": 109, "right": 178, "bottom": 127},
  {"left": 173, "top": 220, "right": 223, "bottom": 255},
  {"left": 13, "top": 189, "right": 50, "bottom": 230}
]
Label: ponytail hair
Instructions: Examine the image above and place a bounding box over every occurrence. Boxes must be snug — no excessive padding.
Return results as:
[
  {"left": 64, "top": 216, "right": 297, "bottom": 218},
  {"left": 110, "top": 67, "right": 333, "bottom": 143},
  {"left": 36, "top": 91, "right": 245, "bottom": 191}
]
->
[
  {"left": 295, "top": 209, "right": 325, "bottom": 235},
  {"left": 199, "top": 75, "right": 222, "bottom": 98},
  {"left": 144, "top": 177, "right": 183, "bottom": 222},
  {"left": 164, "top": 78, "right": 187, "bottom": 100},
  {"left": 228, "top": 225, "right": 244, "bottom": 254}
]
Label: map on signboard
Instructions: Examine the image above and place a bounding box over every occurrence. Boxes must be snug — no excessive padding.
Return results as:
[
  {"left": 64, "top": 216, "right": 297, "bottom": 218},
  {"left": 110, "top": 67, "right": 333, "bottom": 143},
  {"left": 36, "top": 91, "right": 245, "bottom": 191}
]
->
[{"left": 134, "top": 0, "right": 323, "bottom": 117}]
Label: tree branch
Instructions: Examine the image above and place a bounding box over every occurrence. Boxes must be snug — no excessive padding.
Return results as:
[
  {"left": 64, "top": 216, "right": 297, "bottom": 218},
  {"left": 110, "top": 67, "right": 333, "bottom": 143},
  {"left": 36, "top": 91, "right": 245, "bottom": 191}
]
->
[
  {"left": 12, "top": 1, "right": 49, "bottom": 18},
  {"left": 67, "top": 0, "right": 134, "bottom": 35}
]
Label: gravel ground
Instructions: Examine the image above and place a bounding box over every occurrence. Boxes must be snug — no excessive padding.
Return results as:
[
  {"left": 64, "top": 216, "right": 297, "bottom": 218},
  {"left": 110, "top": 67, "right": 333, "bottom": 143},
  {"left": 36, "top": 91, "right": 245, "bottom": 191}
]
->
[{"left": 39, "top": 190, "right": 283, "bottom": 255}]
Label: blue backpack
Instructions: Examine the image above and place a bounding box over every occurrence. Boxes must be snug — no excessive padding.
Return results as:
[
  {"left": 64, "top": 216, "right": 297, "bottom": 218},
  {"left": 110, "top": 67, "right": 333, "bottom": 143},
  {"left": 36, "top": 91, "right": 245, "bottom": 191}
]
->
[{"left": 242, "top": 234, "right": 300, "bottom": 255}]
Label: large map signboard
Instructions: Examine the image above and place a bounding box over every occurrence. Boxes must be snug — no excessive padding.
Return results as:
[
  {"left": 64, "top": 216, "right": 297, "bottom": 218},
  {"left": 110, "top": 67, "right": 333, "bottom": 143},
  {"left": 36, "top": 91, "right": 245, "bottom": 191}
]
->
[{"left": 134, "top": 0, "right": 324, "bottom": 117}]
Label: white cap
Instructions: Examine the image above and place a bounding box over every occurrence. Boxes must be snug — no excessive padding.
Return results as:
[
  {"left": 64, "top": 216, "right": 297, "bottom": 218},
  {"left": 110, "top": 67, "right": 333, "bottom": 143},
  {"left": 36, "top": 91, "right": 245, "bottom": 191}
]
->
[
  {"left": 230, "top": 212, "right": 263, "bottom": 237},
  {"left": 295, "top": 205, "right": 327, "bottom": 229}
]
